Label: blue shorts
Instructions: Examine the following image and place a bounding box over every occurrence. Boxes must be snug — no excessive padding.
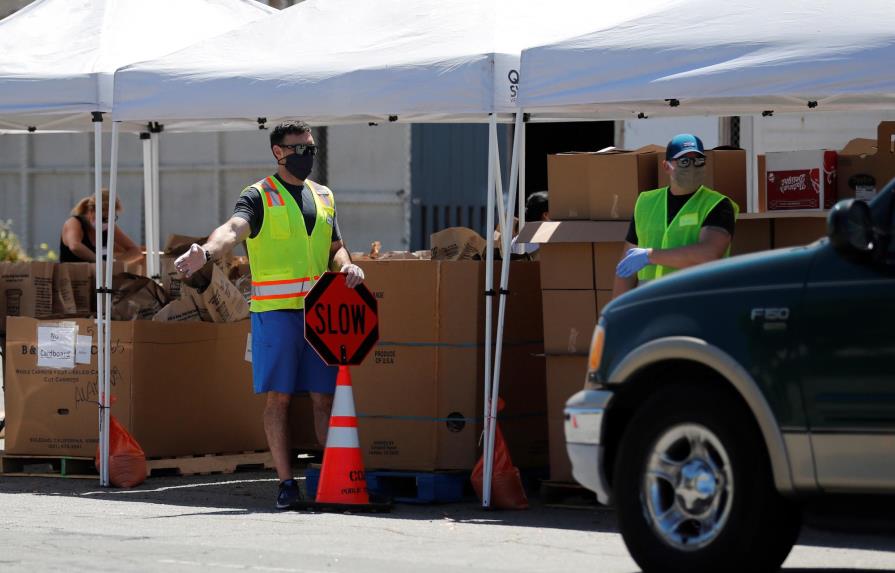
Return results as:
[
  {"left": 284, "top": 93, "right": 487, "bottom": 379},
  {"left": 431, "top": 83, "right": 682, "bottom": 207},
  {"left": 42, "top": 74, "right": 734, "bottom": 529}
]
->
[{"left": 251, "top": 310, "right": 338, "bottom": 395}]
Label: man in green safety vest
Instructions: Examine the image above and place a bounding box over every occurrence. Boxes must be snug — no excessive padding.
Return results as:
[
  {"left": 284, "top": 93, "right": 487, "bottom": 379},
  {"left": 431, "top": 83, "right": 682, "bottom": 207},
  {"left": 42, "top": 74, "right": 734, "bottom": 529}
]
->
[
  {"left": 613, "top": 134, "right": 738, "bottom": 299},
  {"left": 175, "top": 120, "right": 365, "bottom": 510}
]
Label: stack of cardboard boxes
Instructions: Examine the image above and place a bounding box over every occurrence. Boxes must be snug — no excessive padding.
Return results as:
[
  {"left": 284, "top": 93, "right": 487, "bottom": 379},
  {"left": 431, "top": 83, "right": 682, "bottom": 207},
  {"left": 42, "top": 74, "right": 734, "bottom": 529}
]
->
[
  {"left": 527, "top": 146, "right": 664, "bottom": 482},
  {"left": 2, "top": 235, "right": 322, "bottom": 461},
  {"left": 349, "top": 258, "right": 548, "bottom": 472},
  {"left": 531, "top": 143, "right": 757, "bottom": 482}
]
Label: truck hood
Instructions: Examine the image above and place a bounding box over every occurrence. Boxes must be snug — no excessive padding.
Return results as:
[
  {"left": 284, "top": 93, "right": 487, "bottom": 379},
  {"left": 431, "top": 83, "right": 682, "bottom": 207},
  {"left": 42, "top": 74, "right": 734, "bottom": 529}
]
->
[{"left": 605, "top": 241, "right": 823, "bottom": 315}]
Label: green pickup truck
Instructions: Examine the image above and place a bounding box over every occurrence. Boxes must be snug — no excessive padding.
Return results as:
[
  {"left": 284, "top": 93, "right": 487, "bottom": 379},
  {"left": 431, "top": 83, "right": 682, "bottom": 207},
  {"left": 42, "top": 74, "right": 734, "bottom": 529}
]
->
[{"left": 564, "top": 179, "right": 894, "bottom": 573}]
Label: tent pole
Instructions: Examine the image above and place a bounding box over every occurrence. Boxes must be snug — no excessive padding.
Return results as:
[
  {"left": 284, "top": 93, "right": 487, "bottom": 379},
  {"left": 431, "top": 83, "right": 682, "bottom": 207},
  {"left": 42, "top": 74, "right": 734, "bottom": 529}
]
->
[
  {"left": 518, "top": 119, "right": 526, "bottom": 232},
  {"left": 483, "top": 111, "right": 523, "bottom": 508},
  {"left": 102, "top": 123, "right": 120, "bottom": 487},
  {"left": 92, "top": 113, "right": 109, "bottom": 487},
  {"left": 141, "top": 133, "right": 154, "bottom": 279},
  {"left": 150, "top": 130, "right": 161, "bottom": 276},
  {"left": 493, "top": 127, "right": 506, "bottom": 244},
  {"left": 482, "top": 115, "right": 497, "bottom": 508}
]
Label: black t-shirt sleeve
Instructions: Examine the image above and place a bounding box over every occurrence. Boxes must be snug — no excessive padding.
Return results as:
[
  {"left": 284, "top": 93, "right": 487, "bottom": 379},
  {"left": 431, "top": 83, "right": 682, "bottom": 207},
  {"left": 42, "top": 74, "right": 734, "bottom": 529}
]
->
[
  {"left": 331, "top": 211, "right": 342, "bottom": 243},
  {"left": 625, "top": 219, "right": 638, "bottom": 245},
  {"left": 702, "top": 198, "right": 736, "bottom": 237},
  {"left": 232, "top": 187, "right": 265, "bottom": 239}
]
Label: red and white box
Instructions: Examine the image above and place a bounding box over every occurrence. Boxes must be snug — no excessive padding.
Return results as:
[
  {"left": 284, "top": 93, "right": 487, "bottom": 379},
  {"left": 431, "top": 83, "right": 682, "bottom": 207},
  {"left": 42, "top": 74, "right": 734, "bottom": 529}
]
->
[{"left": 765, "top": 150, "right": 838, "bottom": 211}]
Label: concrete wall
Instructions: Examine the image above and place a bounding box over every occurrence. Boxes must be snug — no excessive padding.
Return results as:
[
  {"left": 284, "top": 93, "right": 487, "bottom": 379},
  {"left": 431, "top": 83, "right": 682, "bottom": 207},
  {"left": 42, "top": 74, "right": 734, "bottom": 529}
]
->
[
  {"left": 0, "top": 125, "right": 410, "bottom": 258},
  {"left": 327, "top": 123, "right": 411, "bottom": 254},
  {"left": 619, "top": 117, "right": 721, "bottom": 150}
]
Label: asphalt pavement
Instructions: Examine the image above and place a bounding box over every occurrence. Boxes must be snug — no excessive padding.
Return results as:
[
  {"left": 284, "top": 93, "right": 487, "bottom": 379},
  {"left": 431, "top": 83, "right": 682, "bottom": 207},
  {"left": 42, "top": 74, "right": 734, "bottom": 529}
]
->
[{"left": 0, "top": 471, "right": 894, "bottom": 573}]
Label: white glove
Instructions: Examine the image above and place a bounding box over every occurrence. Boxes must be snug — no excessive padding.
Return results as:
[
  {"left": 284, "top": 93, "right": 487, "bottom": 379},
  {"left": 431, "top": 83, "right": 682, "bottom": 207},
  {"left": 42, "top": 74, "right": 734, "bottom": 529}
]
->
[
  {"left": 341, "top": 263, "right": 365, "bottom": 288},
  {"left": 175, "top": 244, "right": 207, "bottom": 278}
]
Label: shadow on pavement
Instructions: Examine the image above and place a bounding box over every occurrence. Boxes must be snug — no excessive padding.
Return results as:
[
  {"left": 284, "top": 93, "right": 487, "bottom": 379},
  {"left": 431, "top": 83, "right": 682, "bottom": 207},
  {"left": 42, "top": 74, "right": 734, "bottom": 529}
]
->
[
  {"left": 3, "top": 471, "right": 895, "bottom": 555},
  {"left": 0, "top": 470, "right": 619, "bottom": 534}
]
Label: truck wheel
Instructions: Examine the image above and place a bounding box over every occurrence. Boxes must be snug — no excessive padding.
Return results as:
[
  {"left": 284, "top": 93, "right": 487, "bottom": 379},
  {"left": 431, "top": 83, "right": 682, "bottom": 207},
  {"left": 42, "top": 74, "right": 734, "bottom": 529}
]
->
[{"left": 613, "top": 385, "right": 801, "bottom": 573}]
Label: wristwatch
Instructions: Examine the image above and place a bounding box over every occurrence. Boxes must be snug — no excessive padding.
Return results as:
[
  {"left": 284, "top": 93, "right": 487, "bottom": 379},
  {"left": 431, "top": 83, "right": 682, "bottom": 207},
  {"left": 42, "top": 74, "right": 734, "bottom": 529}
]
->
[{"left": 204, "top": 248, "right": 213, "bottom": 263}]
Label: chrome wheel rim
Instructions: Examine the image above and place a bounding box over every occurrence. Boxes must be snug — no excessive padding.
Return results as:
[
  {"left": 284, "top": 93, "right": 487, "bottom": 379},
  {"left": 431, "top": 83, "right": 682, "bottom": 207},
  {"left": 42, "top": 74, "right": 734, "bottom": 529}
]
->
[{"left": 642, "top": 423, "right": 733, "bottom": 550}]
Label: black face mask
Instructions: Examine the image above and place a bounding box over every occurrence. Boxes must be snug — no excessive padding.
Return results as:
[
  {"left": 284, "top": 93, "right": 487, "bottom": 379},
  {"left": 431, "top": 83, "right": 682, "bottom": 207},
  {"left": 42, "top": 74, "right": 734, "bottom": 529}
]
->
[{"left": 283, "top": 152, "right": 314, "bottom": 181}]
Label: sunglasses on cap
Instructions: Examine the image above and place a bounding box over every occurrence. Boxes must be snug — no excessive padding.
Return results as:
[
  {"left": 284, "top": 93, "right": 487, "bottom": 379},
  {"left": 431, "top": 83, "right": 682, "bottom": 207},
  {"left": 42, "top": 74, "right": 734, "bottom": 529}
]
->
[
  {"left": 277, "top": 143, "right": 318, "bottom": 156},
  {"left": 674, "top": 156, "right": 706, "bottom": 168}
]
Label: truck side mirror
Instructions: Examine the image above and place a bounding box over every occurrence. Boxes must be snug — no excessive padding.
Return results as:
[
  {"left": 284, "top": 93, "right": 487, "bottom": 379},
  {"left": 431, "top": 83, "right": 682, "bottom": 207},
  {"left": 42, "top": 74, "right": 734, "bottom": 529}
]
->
[{"left": 828, "top": 199, "right": 874, "bottom": 254}]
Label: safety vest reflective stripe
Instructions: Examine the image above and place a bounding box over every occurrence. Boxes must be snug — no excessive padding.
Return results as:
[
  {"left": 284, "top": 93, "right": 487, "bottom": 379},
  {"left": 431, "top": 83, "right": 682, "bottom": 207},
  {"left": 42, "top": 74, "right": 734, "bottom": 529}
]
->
[
  {"left": 325, "top": 426, "right": 360, "bottom": 448},
  {"left": 250, "top": 276, "right": 317, "bottom": 299},
  {"left": 261, "top": 176, "right": 284, "bottom": 207}
]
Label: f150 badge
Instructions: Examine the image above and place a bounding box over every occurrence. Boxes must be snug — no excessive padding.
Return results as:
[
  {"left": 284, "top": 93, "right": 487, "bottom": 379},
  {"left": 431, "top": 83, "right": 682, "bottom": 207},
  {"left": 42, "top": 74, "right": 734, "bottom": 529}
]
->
[{"left": 751, "top": 307, "right": 790, "bottom": 330}]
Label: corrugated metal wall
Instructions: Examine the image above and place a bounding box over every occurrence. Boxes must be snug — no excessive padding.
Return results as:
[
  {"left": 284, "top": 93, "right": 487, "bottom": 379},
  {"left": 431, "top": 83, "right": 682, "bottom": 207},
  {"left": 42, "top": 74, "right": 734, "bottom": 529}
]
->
[{"left": 410, "top": 123, "right": 510, "bottom": 250}]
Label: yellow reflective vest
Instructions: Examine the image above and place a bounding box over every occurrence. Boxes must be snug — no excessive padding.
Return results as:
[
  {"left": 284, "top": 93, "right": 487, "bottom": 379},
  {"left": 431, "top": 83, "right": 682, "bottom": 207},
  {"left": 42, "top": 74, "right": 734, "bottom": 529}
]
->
[
  {"left": 244, "top": 176, "right": 335, "bottom": 312},
  {"left": 634, "top": 186, "right": 738, "bottom": 281}
]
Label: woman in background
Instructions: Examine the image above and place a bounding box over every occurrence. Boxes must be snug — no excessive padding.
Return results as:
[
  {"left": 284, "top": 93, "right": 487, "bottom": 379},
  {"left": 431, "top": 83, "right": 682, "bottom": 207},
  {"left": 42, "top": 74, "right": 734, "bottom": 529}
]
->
[{"left": 59, "top": 189, "right": 142, "bottom": 264}]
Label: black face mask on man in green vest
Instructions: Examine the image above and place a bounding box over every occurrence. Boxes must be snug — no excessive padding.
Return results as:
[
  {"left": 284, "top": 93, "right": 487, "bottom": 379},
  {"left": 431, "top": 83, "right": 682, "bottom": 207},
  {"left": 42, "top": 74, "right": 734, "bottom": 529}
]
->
[
  {"left": 283, "top": 152, "right": 314, "bottom": 181},
  {"left": 670, "top": 163, "right": 705, "bottom": 194}
]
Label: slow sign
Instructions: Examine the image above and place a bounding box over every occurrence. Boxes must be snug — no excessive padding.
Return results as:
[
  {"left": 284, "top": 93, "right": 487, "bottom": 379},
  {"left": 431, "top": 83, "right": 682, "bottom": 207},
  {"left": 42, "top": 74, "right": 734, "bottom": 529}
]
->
[{"left": 304, "top": 272, "right": 379, "bottom": 366}]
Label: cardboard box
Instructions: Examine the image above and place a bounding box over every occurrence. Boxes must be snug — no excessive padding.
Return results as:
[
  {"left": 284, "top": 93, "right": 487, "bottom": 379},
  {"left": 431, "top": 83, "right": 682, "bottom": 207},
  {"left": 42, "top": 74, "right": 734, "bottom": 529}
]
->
[
  {"left": 730, "top": 218, "right": 772, "bottom": 256},
  {"left": 542, "top": 290, "right": 598, "bottom": 355},
  {"left": 593, "top": 243, "right": 624, "bottom": 290},
  {"left": 546, "top": 355, "right": 588, "bottom": 482},
  {"left": 547, "top": 153, "right": 595, "bottom": 220},
  {"left": 538, "top": 244, "right": 594, "bottom": 290},
  {"left": 4, "top": 317, "right": 268, "bottom": 458},
  {"left": 772, "top": 217, "right": 829, "bottom": 248},
  {"left": 658, "top": 147, "right": 748, "bottom": 210},
  {"left": 516, "top": 221, "right": 629, "bottom": 291},
  {"left": 590, "top": 146, "right": 660, "bottom": 220},
  {"left": 351, "top": 260, "right": 547, "bottom": 471},
  {"left": 597, "top": 290, "right": 613, "bottom": 316},
  {"left": 0, "top": 262, "right": 55, "bottom": 334},
  {"left": 765, "top": 150, "right": 838, "bottom": 210},
  {"left": 837, "top": 122, "right": 895, "bottom": 202},
  {"left": 547, "top": 146, "right": 660, "bottom": 221}
]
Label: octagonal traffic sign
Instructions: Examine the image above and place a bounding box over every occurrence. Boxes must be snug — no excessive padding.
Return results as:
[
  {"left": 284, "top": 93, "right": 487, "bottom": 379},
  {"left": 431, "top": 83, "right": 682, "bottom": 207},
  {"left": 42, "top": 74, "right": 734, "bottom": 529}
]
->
[{"left": 304, "top": 271, "right": 379, "bottom": 366}]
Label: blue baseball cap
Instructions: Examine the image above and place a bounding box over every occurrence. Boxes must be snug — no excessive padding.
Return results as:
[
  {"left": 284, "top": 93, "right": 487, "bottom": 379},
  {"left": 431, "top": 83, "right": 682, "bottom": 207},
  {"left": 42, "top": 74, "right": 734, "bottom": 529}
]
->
[{"left": 666, "top": 134, "right": 705, "bottom": 160}]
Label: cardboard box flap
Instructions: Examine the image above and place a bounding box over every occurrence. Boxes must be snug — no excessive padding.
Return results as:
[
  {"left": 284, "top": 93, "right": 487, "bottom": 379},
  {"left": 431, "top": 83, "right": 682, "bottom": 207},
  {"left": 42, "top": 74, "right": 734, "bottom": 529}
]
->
[
  {"left": 555, "top": 145, "right": 660, "bottom": 157},
  {"left": 516, "top": 221, "right": 629, "bottom": 244},
  {"left": 635, "top": 144, "right": 665, "bottom": 154},
  {"left": 878, "top": 121, "right": 895, "bottom": 153},
  {"left": 163, "top": 234, "right": 208, "bottom": 256},
  {"left": 840, "top": 138, "right": 878, "bottom": 157}
]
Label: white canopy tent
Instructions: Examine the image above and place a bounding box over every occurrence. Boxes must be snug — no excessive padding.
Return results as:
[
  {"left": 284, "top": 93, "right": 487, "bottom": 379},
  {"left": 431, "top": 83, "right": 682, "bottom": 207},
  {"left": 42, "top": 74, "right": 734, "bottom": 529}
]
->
[
  {"left": 111, "top": 0, "right": 673, "bottom": 505},
  {"left": 520, "top": 0, "right": 895, "bottom": 210},
  {"left": 0, "top": 0, "right": 274, "bottom": 487},
  {"left": 520, "top": 0, "right": 895, "bottom": 118}
]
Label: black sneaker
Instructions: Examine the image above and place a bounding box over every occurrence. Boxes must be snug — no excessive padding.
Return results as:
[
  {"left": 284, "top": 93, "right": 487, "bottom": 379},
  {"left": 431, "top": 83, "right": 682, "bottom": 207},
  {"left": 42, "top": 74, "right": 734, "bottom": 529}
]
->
[{"left": 276, "top": 479, "right": 303, "bottom": 510}]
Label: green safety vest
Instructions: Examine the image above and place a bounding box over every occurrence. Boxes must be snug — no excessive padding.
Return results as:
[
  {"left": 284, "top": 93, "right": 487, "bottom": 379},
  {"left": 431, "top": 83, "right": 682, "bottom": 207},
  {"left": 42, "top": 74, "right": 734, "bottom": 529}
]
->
[
  {"left": 244, "top": 176, "right": 335, "bottom": 312},
  {"left": 634, "top": 186, "right": 739, "bottom": 282}
]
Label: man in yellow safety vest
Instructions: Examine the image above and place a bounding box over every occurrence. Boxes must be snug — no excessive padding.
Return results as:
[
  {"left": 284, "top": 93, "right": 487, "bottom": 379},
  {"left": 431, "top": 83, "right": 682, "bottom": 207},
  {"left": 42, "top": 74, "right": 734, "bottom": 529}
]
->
[
  {"left": 175, "top": 120, "right": 364, "bottom": 510},
  {"left": 613, "top": 133, "right": 738, "bottom": 299}
]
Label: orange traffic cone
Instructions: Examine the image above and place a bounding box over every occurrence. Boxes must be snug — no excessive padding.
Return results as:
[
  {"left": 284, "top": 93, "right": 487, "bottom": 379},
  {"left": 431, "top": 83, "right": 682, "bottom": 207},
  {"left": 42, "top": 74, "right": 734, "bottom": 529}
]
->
[{"left": 316, "top": 366, "right": 370, "bottom": 505}]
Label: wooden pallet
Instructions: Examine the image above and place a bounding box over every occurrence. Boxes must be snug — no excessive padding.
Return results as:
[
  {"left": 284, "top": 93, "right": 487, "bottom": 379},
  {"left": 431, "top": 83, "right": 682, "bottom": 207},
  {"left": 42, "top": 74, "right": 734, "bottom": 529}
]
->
[
  {"left": 0, "top": 454, "right": 97, "bottom": 478},
  {"left": 146, "top": 450, "right": 274, "bottom": 477},
  {"left": 1, "top": 450, "right": 274, "bottom": 479},
  {"left": 540, "top": 480, "right": 602, "bottom": 509},
  {"left": 305, "top": 467, "right": 469, "bottom": 504}
]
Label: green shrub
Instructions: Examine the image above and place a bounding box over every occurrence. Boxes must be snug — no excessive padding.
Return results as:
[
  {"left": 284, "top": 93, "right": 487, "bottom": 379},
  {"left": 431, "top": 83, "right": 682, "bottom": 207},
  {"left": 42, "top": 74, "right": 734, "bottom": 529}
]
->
[{"left": 0, "top": 220, "right": 29, "bottom": 262}]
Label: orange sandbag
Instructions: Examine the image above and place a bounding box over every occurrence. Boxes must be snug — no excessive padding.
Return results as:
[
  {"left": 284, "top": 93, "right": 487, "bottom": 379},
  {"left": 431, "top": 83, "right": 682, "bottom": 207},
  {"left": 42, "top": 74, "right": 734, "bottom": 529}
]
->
[
  {"left": 471, "top": 400, "right": 529, "bottom": 509},
  {"left": 95, "top": 415, "right": 147, "bottom": 488}
]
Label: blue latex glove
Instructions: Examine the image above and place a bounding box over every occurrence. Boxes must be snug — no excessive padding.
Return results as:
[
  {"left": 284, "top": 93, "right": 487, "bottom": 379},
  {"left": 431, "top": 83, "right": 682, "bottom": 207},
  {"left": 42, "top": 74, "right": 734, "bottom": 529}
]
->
[{"left": 616, "top": 248, "right": 652, "bottom": 278}]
